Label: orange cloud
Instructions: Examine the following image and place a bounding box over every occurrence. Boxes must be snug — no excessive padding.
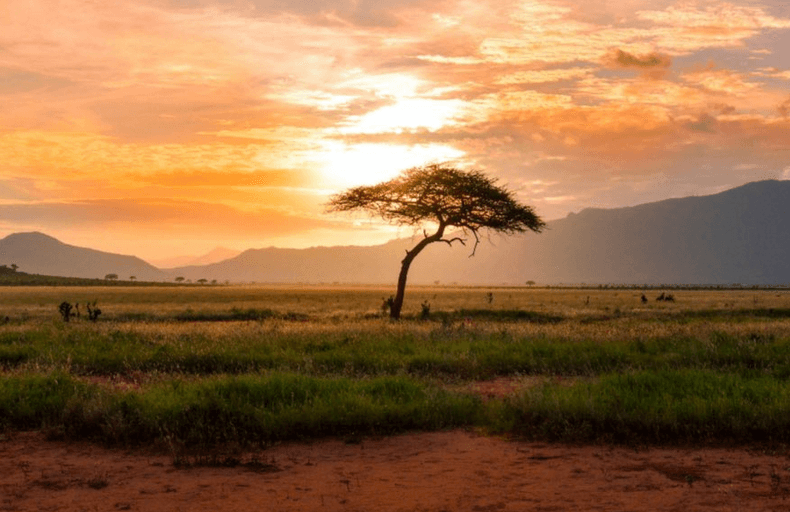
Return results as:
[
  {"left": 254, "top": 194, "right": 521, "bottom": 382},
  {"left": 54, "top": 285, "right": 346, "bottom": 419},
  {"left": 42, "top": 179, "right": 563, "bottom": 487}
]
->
[
  {"left": 604, "top": 49, "right": 672, "bottom": 78},
  {"left": 0, "top": 198, "right": 334, "bottom": 236},
  {"left": 2, "top": 0, "right": 790, "bottom": 254},
  {"left": 682, "top": 66, "right": 761, "bottom": 96}
]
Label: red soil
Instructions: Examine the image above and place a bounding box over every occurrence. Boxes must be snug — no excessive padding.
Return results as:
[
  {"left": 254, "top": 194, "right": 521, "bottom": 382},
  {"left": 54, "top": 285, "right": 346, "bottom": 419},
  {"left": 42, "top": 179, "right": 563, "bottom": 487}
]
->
[{"left": 3, "top": 429, "right": 790, "bottom": 511}]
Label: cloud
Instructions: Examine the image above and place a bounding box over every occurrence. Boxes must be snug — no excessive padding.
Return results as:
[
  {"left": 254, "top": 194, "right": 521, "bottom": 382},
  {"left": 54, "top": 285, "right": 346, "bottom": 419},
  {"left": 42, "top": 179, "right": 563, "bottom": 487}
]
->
[
  {"left": 682, "top": 66, "right": 760, "bottom": 96},
  {"left": 0, "top": 199, "right": 333, "bottom": 236},
  {"left": 3, "top": 0, "right": 790, "bottom": 251},
  {"left": 336, "top": 98, "right": 466, "bottom": 134},
  {"left": 608, "top": 49, "right": 671, "bottom": 70},
  {"left": 684, "top": 112, "right": 719, "bottom": 133},
  {"left": 133, "top": 169, "right": 310, "bottom": 188},
  {"left": 605, "top": 49, "right": 671, "bottom": 78},
  {"left": 165, "top": 0, "right": 450, "bottom": 27},
  {"left": 495, "top": 68, "right": 594, "bottom": 85},
  {"left": 542, "top": 195, "right": 577, "bottom": 204},
  {"left": 636, "top": 3, "right": 790, "bottom": 31},
  {"left": 780, "top": 96, "right": 790, "bottom": 117}
]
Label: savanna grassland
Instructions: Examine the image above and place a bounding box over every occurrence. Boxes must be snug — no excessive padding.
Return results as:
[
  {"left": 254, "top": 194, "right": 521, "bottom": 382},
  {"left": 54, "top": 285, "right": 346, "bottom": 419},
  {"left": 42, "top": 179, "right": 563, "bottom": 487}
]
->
[{"left": 2, "top": 284, "right": 790, "bottom": 455}]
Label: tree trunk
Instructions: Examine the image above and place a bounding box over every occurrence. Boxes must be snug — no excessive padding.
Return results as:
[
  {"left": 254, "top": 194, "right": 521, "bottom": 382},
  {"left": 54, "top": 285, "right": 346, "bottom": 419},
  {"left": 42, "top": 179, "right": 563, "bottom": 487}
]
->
[
  {"left": 390, "top": 251, "right": 416, "bottom": 320},
  {"left": 389, "top": 226, "right": 444, "bottom": 320}
]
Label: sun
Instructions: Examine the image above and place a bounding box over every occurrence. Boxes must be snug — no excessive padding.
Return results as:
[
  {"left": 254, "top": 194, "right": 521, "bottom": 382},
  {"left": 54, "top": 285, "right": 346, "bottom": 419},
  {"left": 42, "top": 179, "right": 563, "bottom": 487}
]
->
[
  {"left": 316, "top": 141, "right": 465, "bottom": 189},
  {"left": 338, "top": 98, "right": 466, "bottom": 135}
]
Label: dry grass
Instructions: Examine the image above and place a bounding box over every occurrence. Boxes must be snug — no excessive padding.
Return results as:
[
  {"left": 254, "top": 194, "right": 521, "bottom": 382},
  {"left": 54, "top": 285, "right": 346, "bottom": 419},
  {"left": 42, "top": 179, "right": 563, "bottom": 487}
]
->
[
  {"left": 0, "top": 283, "right": 787, "bottom": 317},
  {"left": 2, "top": 285, "right": 789, "bottom": 352}
]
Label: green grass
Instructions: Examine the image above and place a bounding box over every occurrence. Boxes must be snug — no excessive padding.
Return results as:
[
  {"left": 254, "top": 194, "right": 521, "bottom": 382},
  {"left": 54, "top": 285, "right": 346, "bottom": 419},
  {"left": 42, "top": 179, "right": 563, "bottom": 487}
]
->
[
  {"left": 2, "top": 320, "right": 790, "bottom": 379},
  {"left": 503, "top": 370, "right": 790, "bottom": 445},
  {"left": 0, "top": 371, "right": 480, "bottom": 447},
  {"left": 5, "top": 369, "right": 790, "bottom": 448},
  {"left": 2, "top": 286, "right": 790, "bottom": 449}
]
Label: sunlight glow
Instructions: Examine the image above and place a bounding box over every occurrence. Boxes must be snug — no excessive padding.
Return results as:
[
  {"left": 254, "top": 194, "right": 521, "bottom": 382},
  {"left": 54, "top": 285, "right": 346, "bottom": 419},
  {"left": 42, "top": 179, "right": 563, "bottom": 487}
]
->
[
  {"left": 338, "top": 98, "right": 466, "bottom": 134},
  {"left": 316, "top": 141, "right": 465, "bottom": 188},
  {"left": 2, "top": 0, "right": 790, "bottom": 256}
]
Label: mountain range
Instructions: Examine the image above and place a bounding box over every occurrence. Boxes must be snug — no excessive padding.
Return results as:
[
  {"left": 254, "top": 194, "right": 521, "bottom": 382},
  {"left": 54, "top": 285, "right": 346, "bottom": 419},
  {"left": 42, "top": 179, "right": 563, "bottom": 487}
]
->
[
  {"left": 0, "top": 232, "right": 167, "bottom": 282},
  {"left": 147, "top": 247, "right": 241, "bottom": 269},
  {"left": 2, "top": 179, "right": 789, "bottom": 285}
]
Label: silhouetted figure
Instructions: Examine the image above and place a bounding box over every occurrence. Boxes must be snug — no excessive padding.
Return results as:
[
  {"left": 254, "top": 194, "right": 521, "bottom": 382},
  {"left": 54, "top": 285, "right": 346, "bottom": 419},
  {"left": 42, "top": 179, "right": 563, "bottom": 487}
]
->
[
  {"left": 421, "top": 300, "right": 431, "bottom": 320},
  {"left": 640, "top": 294, "right": 648, "bottom": 304},
  {"left": 87, "top": 302, "right": 101, "bottom": 322},
  {"left": 381, "top": 296, "right": 395, "bottom": 317},
  {"left": 486, "top": 292, "right": 494, "bottom": 304},
  {"left": 656, "top": 292, "right": 666, "bottom": 301}
]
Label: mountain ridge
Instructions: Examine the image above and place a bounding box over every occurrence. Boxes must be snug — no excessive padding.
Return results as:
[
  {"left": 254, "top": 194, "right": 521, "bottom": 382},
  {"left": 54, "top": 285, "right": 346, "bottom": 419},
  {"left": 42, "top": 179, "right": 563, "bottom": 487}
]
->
[
  {"left": 148, "top": 247, "right": 241, "bottom": 269},
  {"left": 0, "top": 231, "right": 167, "bottom": 281},
  {"left": 2, "top": 180, "right": 789, "bottom": 285}
]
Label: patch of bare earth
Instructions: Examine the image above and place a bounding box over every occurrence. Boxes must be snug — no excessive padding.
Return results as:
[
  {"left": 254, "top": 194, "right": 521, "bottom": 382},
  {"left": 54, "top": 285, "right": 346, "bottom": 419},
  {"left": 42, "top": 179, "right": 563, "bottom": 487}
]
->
[
  {"left": 457, "top": 376, "right": 575, "bottom": 400},
  {"left": 3, "top": 429, "right": 790, "bottom": 512}
]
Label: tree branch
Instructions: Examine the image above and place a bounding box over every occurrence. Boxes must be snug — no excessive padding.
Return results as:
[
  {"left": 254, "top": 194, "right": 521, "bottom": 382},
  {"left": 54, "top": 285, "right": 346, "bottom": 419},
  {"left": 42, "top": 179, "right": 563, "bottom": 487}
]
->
[
  {"left": 439, "top": 237, "right": 466, "bottom": 247},
  {"left": 469, "top": 228, "right": 480, "bottom": 257}
]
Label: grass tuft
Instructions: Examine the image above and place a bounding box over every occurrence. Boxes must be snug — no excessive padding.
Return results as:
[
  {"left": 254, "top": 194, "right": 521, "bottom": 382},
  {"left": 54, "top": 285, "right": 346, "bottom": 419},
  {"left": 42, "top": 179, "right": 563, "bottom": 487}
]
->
[{"left": 503, "top": 370, "right": 790, "bottom": 445}]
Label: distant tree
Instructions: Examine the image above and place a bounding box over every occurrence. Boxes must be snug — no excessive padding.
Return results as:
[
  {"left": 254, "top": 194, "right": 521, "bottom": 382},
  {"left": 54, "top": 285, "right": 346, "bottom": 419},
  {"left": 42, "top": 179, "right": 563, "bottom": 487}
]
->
[
  {"left": 211, "top": 279, "right": 217, "bottom": 285},
  {"left": 526, "top": 280, "right": 536, "bottom": 287},
  {"left": 104, "top": 273, "right": 118, "bottom": 281},
  {"left": 197, "top": 278, "right": 208, "bottom": 285},
  {"left": 175, "top": 276, "right": 185, "bottom": 283},
  {"left": 129, "top": 276, "right": 136, "bottom": 281},
  {"left": 86, "top": 301, "right": 101, "bottom": 322},
  {"left": 58, "top": 301, "right": 73, "bottom": 322},
  {"left": 10, "top": 264, "right": 18, "bottom": 272},
  {"left": 327, "top": 164, "right": 545, "bottom": 319}
]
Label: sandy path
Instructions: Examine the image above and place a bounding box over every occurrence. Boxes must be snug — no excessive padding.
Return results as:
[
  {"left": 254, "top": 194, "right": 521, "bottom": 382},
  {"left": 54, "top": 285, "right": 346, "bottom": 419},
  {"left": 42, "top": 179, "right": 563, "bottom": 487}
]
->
[{"left": 2, "top": 430, "right": 790, "bottom": 511}]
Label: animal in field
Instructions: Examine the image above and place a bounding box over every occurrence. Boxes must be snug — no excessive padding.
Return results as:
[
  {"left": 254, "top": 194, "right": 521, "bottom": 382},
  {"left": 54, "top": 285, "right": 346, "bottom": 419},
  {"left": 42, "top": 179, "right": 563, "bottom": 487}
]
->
[{"left": 381, "top": 296, "right": 395, "bottom": 316}]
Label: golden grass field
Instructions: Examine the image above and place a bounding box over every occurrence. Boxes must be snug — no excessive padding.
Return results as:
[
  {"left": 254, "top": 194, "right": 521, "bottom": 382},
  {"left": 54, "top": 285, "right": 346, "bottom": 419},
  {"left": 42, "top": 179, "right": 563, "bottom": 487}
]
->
[
  {"left": 1, "top": 283, "right": 788, "bottom": 316},
  {"left": 1, "top": 284, "right": 788, "bottom": 343}
]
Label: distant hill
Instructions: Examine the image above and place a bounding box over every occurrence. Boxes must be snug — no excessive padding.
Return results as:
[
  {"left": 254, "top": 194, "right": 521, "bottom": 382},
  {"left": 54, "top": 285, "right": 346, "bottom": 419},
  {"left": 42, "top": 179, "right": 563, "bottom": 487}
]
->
[
  {"left": 515, "top": 179, "right": 790, "bottom": 285},
  {"left": 167, "top": 242, "right": 410, "bottom": 284},
  {"left": 0, "top": 232, "right": 167, "bottom": 281},
  {"left": 148, "top": 247, "right": 241, "bottom": 269},
  {"left": 3, "top": 180, "right": 790, "bottom": 285},
  {"left": 168, "top": 180, "right": 790, "bottom": 286}
]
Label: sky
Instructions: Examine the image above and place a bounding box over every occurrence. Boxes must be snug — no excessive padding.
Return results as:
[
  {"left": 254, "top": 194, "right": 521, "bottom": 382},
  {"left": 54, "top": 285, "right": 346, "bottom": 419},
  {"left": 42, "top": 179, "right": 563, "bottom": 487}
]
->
[{"left": 1, "top": 0, "right": 790, "bottom": 262}]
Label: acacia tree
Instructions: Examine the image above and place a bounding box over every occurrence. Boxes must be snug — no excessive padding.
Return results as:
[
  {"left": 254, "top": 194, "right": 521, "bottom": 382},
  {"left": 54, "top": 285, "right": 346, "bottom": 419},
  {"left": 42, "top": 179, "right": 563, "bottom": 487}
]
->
[{"left": 327, "top": 164, "right": 545, "bottom": 319}]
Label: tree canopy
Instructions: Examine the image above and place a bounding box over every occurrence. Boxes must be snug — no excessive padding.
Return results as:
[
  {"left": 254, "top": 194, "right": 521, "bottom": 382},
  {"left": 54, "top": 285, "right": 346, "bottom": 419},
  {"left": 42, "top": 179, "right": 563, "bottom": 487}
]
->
[
  {"left": 328, "top": 164, "right": 544, "bottom": 252},
  {"left": 327, "top": 164, "right": 545, "bottom": 319}
]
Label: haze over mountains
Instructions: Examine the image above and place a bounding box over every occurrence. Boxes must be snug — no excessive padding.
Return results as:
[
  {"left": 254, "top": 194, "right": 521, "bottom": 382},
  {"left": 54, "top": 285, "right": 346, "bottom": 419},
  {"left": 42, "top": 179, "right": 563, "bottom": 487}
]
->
[
  {"left": 148, "top": 247, "right": 241, "bottom": 269},
  {"left": 0, "top": 232, "right": 167, "bottom": 282},
  {"left": 2, "top": 180, "right": 789, "bottom": 285}
]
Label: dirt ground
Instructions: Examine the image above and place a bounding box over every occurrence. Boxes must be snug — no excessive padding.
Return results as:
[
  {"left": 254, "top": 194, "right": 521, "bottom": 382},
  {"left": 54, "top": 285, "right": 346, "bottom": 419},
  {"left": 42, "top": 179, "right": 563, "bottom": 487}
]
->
[{"left": 3, "top": 429, "right": 790, "bottom": 512}]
